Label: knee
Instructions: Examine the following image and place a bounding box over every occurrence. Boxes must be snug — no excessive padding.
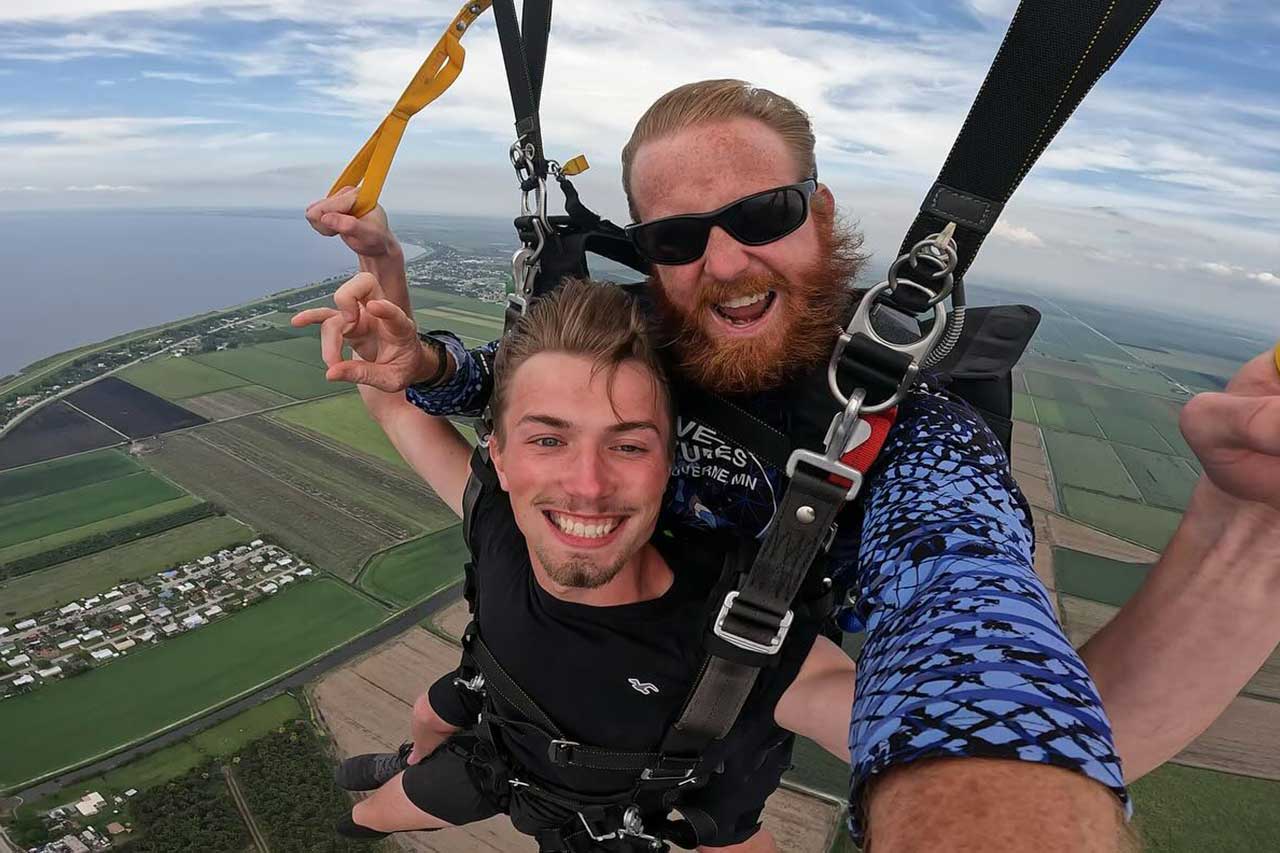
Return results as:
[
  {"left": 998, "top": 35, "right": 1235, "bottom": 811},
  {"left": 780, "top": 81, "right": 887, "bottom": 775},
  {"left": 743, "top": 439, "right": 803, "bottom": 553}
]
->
[{"left": 413, "top": 692, "right": 434, "bottom": 725}]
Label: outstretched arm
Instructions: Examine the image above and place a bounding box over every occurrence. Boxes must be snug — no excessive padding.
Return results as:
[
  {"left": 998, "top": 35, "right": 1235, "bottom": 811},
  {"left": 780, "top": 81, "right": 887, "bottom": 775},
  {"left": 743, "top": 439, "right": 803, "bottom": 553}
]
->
[
  {"left": 773, "top": 635, "right": 854, "bottom": 762},
  {"left": 1078, "top": 348, "right": 1280, "bottom": 780}
]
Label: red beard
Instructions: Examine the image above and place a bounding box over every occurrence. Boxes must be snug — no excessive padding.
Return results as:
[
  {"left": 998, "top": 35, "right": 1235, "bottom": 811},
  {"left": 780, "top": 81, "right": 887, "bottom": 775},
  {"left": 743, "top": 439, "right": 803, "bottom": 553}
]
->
[{"left": 650, "top": 215, "right": 868, "bottom": 395}]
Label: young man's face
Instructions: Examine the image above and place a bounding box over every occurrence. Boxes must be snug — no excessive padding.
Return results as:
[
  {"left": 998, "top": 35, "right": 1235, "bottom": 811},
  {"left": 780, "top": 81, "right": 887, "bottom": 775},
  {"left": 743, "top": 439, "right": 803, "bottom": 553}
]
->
[
  {"left": 490, "top": 352, "right": 672, "bottom": 590},
  {"left": 628, "top": 117, "right": 855, "bottom": 395}
]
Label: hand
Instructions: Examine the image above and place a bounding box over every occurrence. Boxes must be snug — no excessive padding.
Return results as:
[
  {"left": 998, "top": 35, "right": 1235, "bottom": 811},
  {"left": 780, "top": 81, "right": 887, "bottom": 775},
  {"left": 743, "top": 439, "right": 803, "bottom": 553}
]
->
[
  {"left": 1180, "top": 348, "right": 1280, "bottom": 510},
  {"left": 304, "top": 186, "right": 399, "bottom": 260},
  {"left": 291, "top": 272, "right": 438, "bottom": 392}
]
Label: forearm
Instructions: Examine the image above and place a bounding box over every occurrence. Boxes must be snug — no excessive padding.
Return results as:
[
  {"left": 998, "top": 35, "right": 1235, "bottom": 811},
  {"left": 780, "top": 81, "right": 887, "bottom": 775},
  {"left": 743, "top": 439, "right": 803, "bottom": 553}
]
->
[
  {"left": 1080, "top": 479, "right": 1280, "bottom": 780},
  {"left": 359, "top": 385, "right": 472, "bottom": 515}
]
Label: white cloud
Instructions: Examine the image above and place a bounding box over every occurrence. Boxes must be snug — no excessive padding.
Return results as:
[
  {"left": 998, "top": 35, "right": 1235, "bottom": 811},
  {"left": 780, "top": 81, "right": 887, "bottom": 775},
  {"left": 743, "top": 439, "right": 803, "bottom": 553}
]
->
[
  {"left": 991, "top": 221, "right": 1045, "bottom": 247},
  {"left": 1247, "top": 271, "right": 1279, "bottom": 285},
  {"left": 142, "top": 70, "right": 233, "bottom": 84},
  {"left": 1199, "top": 261, "right": 1241, "bottom": 276},
  {"left": 64, "top": 184, "right": 148, "bottom": 192},
  {"left": 0, "top": 185, "right": 50, "bottom": 192}
]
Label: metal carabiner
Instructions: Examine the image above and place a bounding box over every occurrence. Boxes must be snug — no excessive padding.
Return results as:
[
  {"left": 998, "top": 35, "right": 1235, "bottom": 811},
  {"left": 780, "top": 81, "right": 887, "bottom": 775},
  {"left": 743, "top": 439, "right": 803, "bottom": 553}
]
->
[{"left": 828, "top": 279, "right": 947, "bottom": 413}]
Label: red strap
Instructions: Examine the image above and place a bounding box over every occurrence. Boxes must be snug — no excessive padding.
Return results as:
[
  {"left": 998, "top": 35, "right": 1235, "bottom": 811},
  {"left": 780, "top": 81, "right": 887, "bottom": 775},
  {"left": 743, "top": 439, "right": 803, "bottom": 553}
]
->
[{"left": 829, "top": 408, "right": 898, "bottom": 488}]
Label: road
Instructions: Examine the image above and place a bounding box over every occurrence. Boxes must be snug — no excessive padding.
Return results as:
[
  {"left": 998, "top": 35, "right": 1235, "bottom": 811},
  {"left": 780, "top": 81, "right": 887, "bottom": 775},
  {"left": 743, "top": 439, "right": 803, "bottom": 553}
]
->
[
  {"left": 223, "top": 765, "right": 270, "bottom": 852},
  {"left": 10, "top": 585, "right": 458, "bottom": 803}
]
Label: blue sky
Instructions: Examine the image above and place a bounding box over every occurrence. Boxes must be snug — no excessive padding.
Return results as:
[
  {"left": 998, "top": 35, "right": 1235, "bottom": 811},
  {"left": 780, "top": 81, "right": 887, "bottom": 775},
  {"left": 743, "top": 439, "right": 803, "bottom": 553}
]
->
[{"left": 1, "top": 0, "right": 1277, "bottom": 328}]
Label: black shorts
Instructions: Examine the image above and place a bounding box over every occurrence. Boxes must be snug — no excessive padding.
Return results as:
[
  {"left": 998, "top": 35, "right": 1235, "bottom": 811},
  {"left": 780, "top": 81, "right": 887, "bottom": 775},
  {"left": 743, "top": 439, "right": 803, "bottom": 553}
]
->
[{"left": 400, "top": 732, "right": 787, "bottom": 848}]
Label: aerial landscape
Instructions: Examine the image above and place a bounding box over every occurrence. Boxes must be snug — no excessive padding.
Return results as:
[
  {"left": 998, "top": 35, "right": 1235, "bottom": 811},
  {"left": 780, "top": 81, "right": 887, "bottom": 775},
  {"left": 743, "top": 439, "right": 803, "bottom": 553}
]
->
[{"left": 0, "top": 212, "right": 1274, "bottom": 852}]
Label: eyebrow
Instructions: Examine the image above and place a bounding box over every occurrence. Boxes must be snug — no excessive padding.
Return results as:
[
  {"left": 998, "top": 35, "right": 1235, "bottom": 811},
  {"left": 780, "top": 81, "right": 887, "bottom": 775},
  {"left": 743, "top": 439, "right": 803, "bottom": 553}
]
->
[{"left": 516, "top": 414, "right": 661, "bottom": 435}]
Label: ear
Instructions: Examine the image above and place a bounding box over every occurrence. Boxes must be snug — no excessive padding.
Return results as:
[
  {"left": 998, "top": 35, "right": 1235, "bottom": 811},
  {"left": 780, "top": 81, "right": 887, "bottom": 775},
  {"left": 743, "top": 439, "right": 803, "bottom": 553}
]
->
[
  {"left": 487, "top": 435, "right": 512, "bottom": 492},
  {"left": 812, "top": 183, "right": 835, "bottom": 214}
]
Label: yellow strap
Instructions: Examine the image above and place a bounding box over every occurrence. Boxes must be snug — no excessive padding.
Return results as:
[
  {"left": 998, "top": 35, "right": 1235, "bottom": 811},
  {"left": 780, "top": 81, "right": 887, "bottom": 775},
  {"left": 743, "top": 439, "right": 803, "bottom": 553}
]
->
[{"left": 329, "top": 0, "right": 493, "bottom": 217}]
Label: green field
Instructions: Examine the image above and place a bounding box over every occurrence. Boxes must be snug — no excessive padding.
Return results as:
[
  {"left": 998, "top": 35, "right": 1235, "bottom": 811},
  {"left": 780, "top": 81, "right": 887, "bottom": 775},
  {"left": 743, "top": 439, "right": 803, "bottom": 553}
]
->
[
  {"left": 1131, "top": 763, "right": 1280, "bottom": 853},
  {"left": 192, "top": 347, "right": 340, "bottom": 400},
  {"left": 1150, "top": 417, "right": 1199, "bottom": 463},
  {"left": 1092, "top": 363, "right": 1183, "bottom": 397},
  {"left": 1, "top": 515, "right": 253, "bottom": 618},
  {"left": 20, "top": 694, "right": 304, "bottom": 813},
  {"left": 0, "top": 495, "right": 203, "bottom": 565},
  {"left": 0, "top": 449, "right": 141, "bottom": 508},
  {"left": 274, "top": 391, "right": 409, "bottom": 469},
  {"left": 1114, "top": 445, "right": 1200, "bottom": 510},
  {"left": 257, "top": 334, "right": 325, "bottom": 367},
  {"left": 1041, "top": 430, "right": 1142, "bottom": 500},
  {"left": 1025, "top": 370, "right": 1085, "bottom": 404},
  {"left": 1060, "top": 488, "right": 1182, "bottom": 551},
  {"left": 118, "top": 356, "right": 247, "bottom": 400},
  {"left": 1012, "top": 393, "right": 1037, "bottom": 423},
  {"left": 1030, "top": 398, "right": 1104, "bottom": 437},
  {"left": 1092, "top": 410, "right": 1175, "bottom": 453},
  {"left": 359, "top": 526, "right": 468, "bottom": 606},
  {"left": 0, "top": 472, "right": 185, "bottom": 550},
  {"left": 0, "top": 579, "right": 384, "bottom": 790},
  {"left": 1052, "top": 548, "right": 1152, "bottom": 607}
]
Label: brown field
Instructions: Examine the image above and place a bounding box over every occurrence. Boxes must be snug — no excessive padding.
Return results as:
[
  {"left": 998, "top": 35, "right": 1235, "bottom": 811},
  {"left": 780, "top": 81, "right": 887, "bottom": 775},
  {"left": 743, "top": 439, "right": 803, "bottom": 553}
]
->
[
  {"left": 312, "top": 626, "right": 840, "bottom": 852},
  {"left": 1174, "top": 697, "right": 1280, "bottom": 780},
  {"left": 432, "top": 597, "right": 471, "bottom": 642},
  {"left": 180, "top": 385, "right": 293, "bottom": 419},
  {"left": 141, "top": 431, "right": 389, "bottom": 576},
  {"left": 1039, "top": 511, "right": 1160, "bottom": 563}
]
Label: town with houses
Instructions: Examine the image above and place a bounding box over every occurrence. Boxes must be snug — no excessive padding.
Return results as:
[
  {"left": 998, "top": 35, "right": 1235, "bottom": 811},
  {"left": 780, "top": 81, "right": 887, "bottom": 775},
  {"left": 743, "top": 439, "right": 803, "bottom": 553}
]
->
[
  {"left": 21, "top": 790, "right": 137, "bottom": 853},
  {"left": 0, "top": 541, "right": 313, "bottom": 700}
]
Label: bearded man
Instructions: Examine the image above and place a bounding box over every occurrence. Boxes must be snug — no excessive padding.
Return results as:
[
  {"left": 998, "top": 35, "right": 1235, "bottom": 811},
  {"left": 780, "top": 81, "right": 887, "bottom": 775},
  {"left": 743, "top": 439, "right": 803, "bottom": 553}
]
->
[{"left": 302, "top": 80, "right": 1280, "bottom": 849}]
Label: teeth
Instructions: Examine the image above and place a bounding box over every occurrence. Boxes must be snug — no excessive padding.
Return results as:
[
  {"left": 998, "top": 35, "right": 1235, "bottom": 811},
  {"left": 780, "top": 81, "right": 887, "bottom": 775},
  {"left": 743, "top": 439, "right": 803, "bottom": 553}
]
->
[
  {"left": 718, "top": 292, "right": 768, "bottom": 309},
  {"left": 550, "top": 512, "right": 619, "bottom": 539}
]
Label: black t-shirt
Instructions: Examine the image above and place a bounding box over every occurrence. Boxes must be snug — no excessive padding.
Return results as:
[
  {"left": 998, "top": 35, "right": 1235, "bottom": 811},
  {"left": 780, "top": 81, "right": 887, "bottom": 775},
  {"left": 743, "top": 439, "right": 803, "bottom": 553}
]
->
[{"left": 430, "top": 483, "right": 817, "bottom": 798}]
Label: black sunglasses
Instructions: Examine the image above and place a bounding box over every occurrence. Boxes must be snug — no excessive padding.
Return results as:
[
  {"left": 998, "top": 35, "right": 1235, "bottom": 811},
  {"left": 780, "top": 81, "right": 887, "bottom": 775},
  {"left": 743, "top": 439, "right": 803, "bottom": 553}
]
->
[{"left": 625, "top": 179, "right": 818, "bottom": 266}]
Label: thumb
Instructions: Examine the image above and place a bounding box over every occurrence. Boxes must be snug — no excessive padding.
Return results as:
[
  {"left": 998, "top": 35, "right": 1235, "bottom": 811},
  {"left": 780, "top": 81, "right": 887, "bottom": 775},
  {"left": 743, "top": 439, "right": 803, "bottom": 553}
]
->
[{"left": 1181, "top": 392, "right": 1280, "bottom": 456}]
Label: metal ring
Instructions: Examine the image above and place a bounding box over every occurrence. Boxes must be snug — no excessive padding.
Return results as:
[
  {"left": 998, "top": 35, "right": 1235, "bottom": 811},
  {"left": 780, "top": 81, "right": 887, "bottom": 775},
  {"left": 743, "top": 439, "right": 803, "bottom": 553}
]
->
[{"left": 887, "top": 253, "right": 954, "bottom": 308}]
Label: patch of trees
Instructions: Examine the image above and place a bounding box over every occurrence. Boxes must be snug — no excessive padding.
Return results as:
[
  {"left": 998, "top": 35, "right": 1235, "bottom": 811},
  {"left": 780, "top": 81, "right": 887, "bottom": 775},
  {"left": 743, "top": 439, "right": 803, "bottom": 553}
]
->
[
  {"left": 200, "top": 323, "right": 314, "bottom": 352},
  {"left": 0, "top": 502, "right": 219, "bottom": 581},
  {"left": 120, "top": 760, "right": 248, "bottom": 853},
  {"left": 236, "top": 721, "right": 385, "bottom": 852}
]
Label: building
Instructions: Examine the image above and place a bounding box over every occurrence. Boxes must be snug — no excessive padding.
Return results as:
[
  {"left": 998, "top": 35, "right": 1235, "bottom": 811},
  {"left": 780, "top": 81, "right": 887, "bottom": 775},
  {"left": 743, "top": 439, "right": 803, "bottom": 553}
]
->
[
  {"left": 14, "top": 618, "right": 36, "bottom": 630},
  {"left": 5, "top": 653, "right": 30, "bottom": 666},
  {"left": 113, "top": 639, "right": 136, "bottom": 652},
  {"left": 59, "top": 603, "right": 82, "bottom": 616},
  {"left": 250, "top": 538, "right": 265, "bottom": 547},
  {"left": 90, "top": 649, "right": 116, "bottom": 661},
  {"left": 181, "top": 614, "right": 206, "bottom": 629},
  {"left": 12, "top": 674, "right": 34, "bottom": 687},
  {"left": 205, "top": 605, "right": 223, "bottom": 617},
  {"left": 80, "top": 629, "right": 104, "bottom": 642},
  {"left": 296, "top": 567, "right": 314, "bottom": 577},
  {"left": 59, "top": 834, "right": 90, "bottom": 853},
  {"left": 37, "top": 666, "right": 62, "bottom": 678}
]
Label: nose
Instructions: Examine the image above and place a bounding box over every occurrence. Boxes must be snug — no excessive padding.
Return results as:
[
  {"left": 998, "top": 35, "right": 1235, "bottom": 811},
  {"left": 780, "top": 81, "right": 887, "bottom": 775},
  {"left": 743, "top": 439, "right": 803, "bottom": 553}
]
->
[
  {"left": 700, "top": 225, "right": 750, "bottom": 283},
  {"left": 562, "top": 445, "right": 612, "bottom": 504}
]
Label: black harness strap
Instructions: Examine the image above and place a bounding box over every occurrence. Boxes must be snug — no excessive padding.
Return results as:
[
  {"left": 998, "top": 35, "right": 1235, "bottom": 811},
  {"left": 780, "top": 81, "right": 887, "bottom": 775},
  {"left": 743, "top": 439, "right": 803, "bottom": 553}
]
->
[
  {"left": 892, "top": 0, "right": 1163, "bottom": 311},
  {"left": 492, "top": 0, "right": 552, "bottom": 175}
]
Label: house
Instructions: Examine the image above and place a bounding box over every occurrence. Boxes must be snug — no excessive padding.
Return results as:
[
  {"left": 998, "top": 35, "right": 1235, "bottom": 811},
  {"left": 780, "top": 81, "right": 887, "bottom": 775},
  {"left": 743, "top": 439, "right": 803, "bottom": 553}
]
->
[
  {"left": 14, "top": 618, "right": 37, "bottom": 630},
  {"left": 13, "top": 674, "right": 34, "bottom": 686},
  {"left": 128, "top": 614, "right": 147, "bottom": 625},
  {"left": 80, "top": 629, "right": 104, "bottom": 641},
  {"left": 90, "top": 649, "right": 116, "bottom": 661},
  {"left": 106, "top": 822, "right": 127, "bottom": 835},
  {"left": 262, "top": 562, "right": 278, "bottom": 572},
  {"left": 259, "top": 582, "right": 278, "bottom": 594},
  {"left": 5, "top": 654, "right": 30, "bottom": 666},
  {"left": 296, "top": 567, "right": 314, "bottom": 577},
  {"left": 137, "top": 630, "right": 156, "bottom": 643},
  {"left": 181, "top": 614, "right": 205, "bottom": 629},
  {"left": 0, "top": 627, "right": 7, "bottom": 637},
  {"left": 59, "top": 603, "right": 83, "bottom": 616},
  {"left": 125, "top": 788, "right": 138, "bottom": 797},
  {"left": 278, "top": 556, "right": 293, "bottom": 566},
  {"left": 115, "top": 603, "right": 133, "bottom": 614},
  {"left": 56, "top": 638, "right": 80, "bottom": 650},
  {"left": 250, "top": 538, "right": 265, "bottom": 547},
  {"left": 277, "top": 574, "right": 294, "bottom": 585},
  {"left": 37, "top": 666, "right": 63, "bottom": 678},
  {"left": 60, "top": 834, "right": 90, "bottom": 853},
  {"left": 161, "top": 622, "right": 180, "bottom": 635},
  {"left": 103, "top": 590, "right": 123, "bottom": 600},
  {"left": 84, "top": 596, "right": 102, "bottom": 607},
  {"left": 149, "top": 606, "right": 172, "bottom": 620},
  {"left": 113, "top": 639, "right": 136, "bottom": 652},
  {"left": 177, "top": 582, "right": 196, "bottom": 593}
]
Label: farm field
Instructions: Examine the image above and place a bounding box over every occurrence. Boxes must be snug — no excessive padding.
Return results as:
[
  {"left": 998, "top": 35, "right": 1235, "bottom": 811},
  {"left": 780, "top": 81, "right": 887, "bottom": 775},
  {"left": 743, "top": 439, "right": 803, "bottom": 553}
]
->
[
  {"left": 0, "top": 448, "right": 141, "bottom": 507},
  {"left": 0, "top": 401, "right": 122, "bottom": 470},
  {"left": 1060, "top": 487, "right": 1182, "bottom": 551},
  {"left": 1130, "top": 763, "right": 1280, "bottom": 853},
  {"left": 1052, "top": 548, "right": 1151, "bottom": 608},
  {"left": 1114, "top": 444, "right": 1199, "bottom": 510},
  {"left": 0, "top": 578, "right": 385, "bottom": 791},
  {"left": 20, "top": 694, "right": 305, "bottom": 813},
  {"left": 359, "top": 526, "right": 468, "bottom": 606},
  {"left": 1092, "top": 409, "right": 1174, "bottom": 452},
  {"left": 0, "top": 495, "right": 203, "bottom": 565},
  {"left": 178, "top": 383, "right": 292, "bottom": 419},
  {"left": 1, "top": 515, "right": 253, "bottom": 619},
  {"left": 191, "top": 346, "right": 339, "bottom": 400},
  {"left": 257, "top": 334, "right": 325, "bottom": 366},
  {"left": 65, "top": 377, "right": 207, "bottom": 438},
  {"left": 0, "top": 471, "right": 185, "bottom": 550},
  {"left": 140, "top": 430, "right": 418, "bottom": 577},
  {"left": 118, "top": 356, "right": 247, "bottom": 400},
  {"left": 197, "top": 416, "right": 455, "bottom": 538},
  {"left": 1041, "top": 430, "right": 1141, "bottom": 500},
  {"left": 274, "top": 391, "right": 410, "bottom": 469}
]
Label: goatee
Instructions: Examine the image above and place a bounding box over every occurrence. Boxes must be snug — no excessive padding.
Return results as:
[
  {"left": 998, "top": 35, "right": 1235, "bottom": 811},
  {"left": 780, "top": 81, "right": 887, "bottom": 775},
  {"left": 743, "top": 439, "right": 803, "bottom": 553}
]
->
[{"left": 650, "top": 215, "right": 868, "bottom": 395}]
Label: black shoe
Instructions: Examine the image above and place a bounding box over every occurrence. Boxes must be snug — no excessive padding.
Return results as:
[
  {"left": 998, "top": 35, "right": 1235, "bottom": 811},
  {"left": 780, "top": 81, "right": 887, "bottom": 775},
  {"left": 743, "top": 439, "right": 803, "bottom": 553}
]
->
[
  {"left": 336, "top": 813, "right": 390, "bottom": 840},
  {"left": 335, "top": 742, "right": 414, "bottom": 791}
]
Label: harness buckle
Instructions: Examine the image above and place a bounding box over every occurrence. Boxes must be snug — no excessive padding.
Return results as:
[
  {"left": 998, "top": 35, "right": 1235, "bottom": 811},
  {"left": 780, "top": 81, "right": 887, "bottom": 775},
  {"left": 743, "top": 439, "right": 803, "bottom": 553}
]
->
[
  {"left": 547, "top": 739, "right": 579, "bottom": 766},
  {"left": 713, "top": 591, "right": 792, "bottom": 656},
  {"left": 453, "top": 672, "right": 485, "bottom": 693},
  {"left": 784, "top": 388, "right": 866, "bottom": 501},
  {"left": 639, "top": 762, "right": 697, "bottom": 783}
]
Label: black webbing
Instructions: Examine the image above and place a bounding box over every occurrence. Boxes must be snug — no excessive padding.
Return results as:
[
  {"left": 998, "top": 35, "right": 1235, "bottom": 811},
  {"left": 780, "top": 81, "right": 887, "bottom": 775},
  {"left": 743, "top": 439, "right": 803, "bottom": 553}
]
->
[
  {"left": 895, "top": 0, "right": 1162, "bottom": 299},
  {"left": 492, "top": 0, "right": 553, "bottom": 173}
]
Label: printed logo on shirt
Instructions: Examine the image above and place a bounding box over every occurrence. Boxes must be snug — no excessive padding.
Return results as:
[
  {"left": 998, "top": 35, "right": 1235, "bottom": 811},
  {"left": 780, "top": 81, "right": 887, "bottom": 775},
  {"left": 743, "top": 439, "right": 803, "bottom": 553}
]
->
[{"left": 628, "top": 678, "right": 659, "bottom": 696}]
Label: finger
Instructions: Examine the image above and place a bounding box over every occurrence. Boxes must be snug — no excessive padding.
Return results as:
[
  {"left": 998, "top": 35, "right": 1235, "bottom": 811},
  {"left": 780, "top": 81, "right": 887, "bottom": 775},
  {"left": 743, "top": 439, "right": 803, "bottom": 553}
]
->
[
  {"left": 320, "top": 314, "right": 350, "bottom": 368},
  {"left": 364, "top": 298, "right": 417, "bottom": 337},
  {"left": 291, "top": 307, "right": 337, "bottom": 328},
  {"left": 326, "top": 359, "right": 395, "bottom": 391},
  {"left": 1181, "top": 392, "right": 1280, "bottom": 456},
  {"left": 333, "top": 272, "right": 382, "bottom": 322},
  {"left": 304, "top": 186, "right": 359, "bottom": 235}
]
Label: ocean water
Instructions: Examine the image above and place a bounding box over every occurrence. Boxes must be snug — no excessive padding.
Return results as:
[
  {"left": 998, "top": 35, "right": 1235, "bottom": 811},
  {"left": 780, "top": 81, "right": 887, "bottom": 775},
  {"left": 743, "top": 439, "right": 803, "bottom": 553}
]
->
[{"left": 0, "top": 210, "right": 366, "bottom": 377}]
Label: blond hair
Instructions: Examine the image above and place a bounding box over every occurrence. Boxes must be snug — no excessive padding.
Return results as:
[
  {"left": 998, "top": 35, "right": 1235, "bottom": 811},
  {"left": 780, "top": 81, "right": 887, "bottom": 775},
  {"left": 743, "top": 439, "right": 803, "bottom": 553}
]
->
[
  {"left": 621, "top": 79, "right": 817, "bottom": 219},
  {"left": 490, "top": 279, "right": 673, "bottom": 450}
]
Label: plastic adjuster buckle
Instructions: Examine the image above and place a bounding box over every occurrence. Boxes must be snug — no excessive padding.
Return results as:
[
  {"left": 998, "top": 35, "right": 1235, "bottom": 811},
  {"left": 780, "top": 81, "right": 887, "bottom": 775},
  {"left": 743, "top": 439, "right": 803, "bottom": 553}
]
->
[
  {"left": 548, "top": 739, "right": 579, "bottom": 766},
  {"left": 785, "top": 448, "right": 864, "bottom": 500},
  {"left": 713, "top": 591, "right": 792, "bottom": 656},
  {"left": 640, "top": 760, "right": 697, "bottom": 784}
]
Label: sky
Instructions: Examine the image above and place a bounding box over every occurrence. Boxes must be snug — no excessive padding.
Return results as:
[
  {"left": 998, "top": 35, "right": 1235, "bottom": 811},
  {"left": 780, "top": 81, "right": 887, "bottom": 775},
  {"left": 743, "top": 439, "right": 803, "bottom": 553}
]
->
[{"left": 1, "top": 0, "right": 1277, "bottom": 331}]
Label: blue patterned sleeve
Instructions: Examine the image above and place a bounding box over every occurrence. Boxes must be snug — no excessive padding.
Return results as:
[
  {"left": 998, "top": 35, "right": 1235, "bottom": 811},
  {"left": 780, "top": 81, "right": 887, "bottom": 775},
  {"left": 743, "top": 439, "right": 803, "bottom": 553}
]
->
[
  {"left": 845, "top": 386, "right": 1128, "bottom": 843},
  {"left": 404, "top": 332, "right": 499, "bottom": 418}
]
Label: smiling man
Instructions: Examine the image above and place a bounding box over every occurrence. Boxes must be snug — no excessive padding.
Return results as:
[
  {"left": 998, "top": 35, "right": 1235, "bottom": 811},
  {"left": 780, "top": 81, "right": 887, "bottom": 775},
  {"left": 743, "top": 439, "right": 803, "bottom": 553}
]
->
[
  {"left": 301, "top": 279, "right": 855, "bottom": 851},
  {"left": 303, "top": 79, "right": 1280, "bottom": 849}
]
